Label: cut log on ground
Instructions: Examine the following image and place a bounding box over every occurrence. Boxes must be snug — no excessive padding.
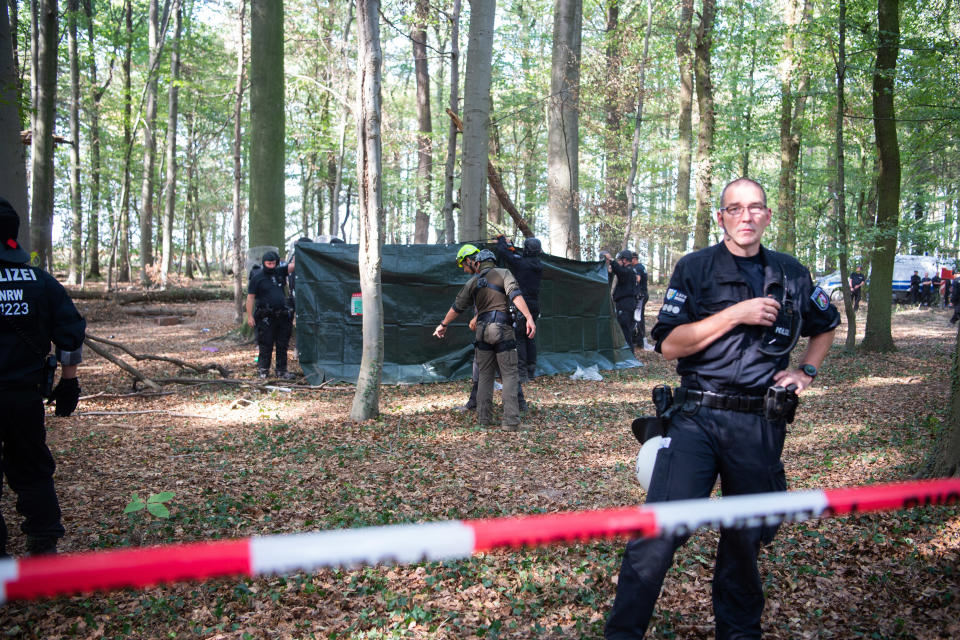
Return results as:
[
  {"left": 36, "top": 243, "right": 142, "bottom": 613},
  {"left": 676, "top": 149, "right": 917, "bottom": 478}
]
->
[{"left": 68, "top": 288, "right": 233, "bottom": 304}]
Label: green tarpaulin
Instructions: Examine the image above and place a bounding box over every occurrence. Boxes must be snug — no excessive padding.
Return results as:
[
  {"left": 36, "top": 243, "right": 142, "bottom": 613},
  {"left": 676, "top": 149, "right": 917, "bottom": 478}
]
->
[{"left": 294, "top": 243, "right": 639, "bottom": 384}]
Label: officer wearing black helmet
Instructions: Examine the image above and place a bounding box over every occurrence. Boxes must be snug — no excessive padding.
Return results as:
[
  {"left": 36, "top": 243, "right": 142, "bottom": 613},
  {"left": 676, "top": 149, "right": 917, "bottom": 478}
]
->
[
  {"left": 435, "top": 245, "right": 536, "bottom": 432},
  {"left": 630, "top": 252, "right": 649, "bottom": 348},
  {"left": 606, "top": 178, "right": 839, "bottom": 639},
  {"left": 246, "top": 250, "right": 296, "bottom": 379},
  {"left": 495, "top": 235, "right": 543, "bottom": 380},
  {"left": 604, "top": 249, "right": 640, "bottom": 350},
  {"left": 0, "top": 198, "right": 85, "bottom": 557}
]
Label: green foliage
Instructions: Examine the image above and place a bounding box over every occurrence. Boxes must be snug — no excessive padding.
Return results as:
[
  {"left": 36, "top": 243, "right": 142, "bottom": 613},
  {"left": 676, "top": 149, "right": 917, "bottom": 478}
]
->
[{"left": 124, "top": 491, "right": 176, "bottom": 519}]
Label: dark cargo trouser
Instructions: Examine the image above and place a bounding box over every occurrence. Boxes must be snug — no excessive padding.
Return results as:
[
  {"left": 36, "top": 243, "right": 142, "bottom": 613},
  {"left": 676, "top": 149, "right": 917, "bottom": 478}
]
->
[
  {"left": 475, "top": 322, "right": 520, "bottom": 427},
  {"left": 616, "top": 297, "right": 636, "bottom": 349},
  {"left": 1, "top": 393, "right": 64, "bottom": 555},
  {"left": 516, "top": 304, "right": 539, "bottom": 380},
  {"left": 606, "top": 405, "right": 787, "bottom": 640},
  {"left": 256, "top": 312, "right": 293, "bottom": 372}
]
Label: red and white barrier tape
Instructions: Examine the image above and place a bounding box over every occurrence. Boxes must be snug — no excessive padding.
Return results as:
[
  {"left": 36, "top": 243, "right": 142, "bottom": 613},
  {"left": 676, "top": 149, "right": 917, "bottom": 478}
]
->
[{"left": 1, "top": 478, "right": 957, "bottom": 604}]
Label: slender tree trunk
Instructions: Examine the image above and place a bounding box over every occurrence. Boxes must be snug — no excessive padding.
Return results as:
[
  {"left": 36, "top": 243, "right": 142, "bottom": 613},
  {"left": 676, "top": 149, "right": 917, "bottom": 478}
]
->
[
  {"left": 834, "top": 0, "right": 856, "bottom": 350},
  {"left": 329, "top": 3, "right": 353, "bottom": 240},
  {"left": 118, "top": 0, "right": 132, "bottom": 282},
  {"left": 249, "top": 0, "right": 285, "bottom": 249},
  {"left": 160, "top": 2, "right": 182, "bottom": 288},
  {"left": 350, "top": 0, "right": 385, "bottom": 422},
  {"left": 621, "top": 0, "right": 652, "bottom": 250},
  {"left": 603, "top": 0, "right": 623, "bottom": 239},
  {"left": 83, "top": 0, "right": 102, "bottom": 277},
  {"left": 29, "top": 0, "right": 57, "bottom": 270},
  {"left": 0, "top": 1, "right": 28, "bottom": 226},
  {"left": 184, "top": 104, "right": 197, "bottom": 279},
  {"left": 233, "top": 0, "right": 246, "bottom": 324},
  {"left": 412, "top": 0, "right": 432, "bottom": 243},
  {"left": 459, "top": 0, "right": 496, "bottom": 243},
  {"left": 139, "top": 0, "right": 162, "bottom": 284},
  {"left": 861, "top": 0, "right": 900, "bottom": 352},
  {"left": 440, "top": 0, "right": 461, "bottom": 243},
  {"left": 673, "top": 0, "right": 693, "bottom": 256},
  {"left": 776, "top": 0, "right": 812, "bottom": 254},
  {"left": 67, "top": 0, "right": 83, "bottom": 283},
  {"left": 547, "top": 0, "right": 582, "bottom": 259},
  {"left": 692, "top": 0, "right": 715, "bottom": 250}
]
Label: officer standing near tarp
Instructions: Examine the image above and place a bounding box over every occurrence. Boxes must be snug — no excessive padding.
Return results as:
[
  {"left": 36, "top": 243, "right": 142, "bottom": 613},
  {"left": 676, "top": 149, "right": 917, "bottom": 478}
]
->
[
  {"left": 605, "top": 178, "right": 840, "bottom": 640},
  {"left": 630, "top": 252, "right": 649, "bottom": 348},
  {"left": 246, "top": 251, "right": 296, "bottom": 379},
  {"left": 605, "top": 250, "right": 640, "bottom": 351},
  {"left": 495, "top": 235, "right": 543, "bottom": 381},
  {"left": 434, "top": 245, "right": 536, "bottom": 432},
  {"left": 0, "top": 198, "right": 86, "bottom": 557}
]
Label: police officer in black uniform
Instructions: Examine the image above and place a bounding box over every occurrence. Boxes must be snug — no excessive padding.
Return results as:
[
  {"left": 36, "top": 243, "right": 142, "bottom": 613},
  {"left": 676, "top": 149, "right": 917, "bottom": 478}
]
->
[
  {"left": 630, "top": 252, "right": 649, "bottom": 348},
  {"left": 495, "top": 235, "right": 543, "bottom": 381},
  {"left": 605, "top": 250, "right": 639, "bottom": 350},
  {"left": 0, "top": 198, "right": 85, "bottom": 557},
  {"left": 909, "top": 271, "right": 921, "bottom": 305},
  {"left": 246, "top": 251, "right": 295, "bottom": 379},
  {"left": 920, "top": 272, "right": 933, "bottom": 306},
  {"left": 848, "top": 265, "right": 866, "bottom": 311},
  {"left": 606, "top": 178, "right": 839, "bottom": 640}
]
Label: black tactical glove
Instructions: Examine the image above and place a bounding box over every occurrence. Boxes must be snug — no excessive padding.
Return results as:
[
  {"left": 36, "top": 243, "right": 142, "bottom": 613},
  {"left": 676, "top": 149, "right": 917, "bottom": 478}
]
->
[{"left": 52, "top": 377, "right": 80, "bottom": 417}]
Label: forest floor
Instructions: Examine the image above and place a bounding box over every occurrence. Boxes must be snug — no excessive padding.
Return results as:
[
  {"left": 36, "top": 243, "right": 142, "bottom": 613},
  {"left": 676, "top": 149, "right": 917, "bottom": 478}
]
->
[{"left": 2, "top": 294, "right": 959, "bottom": 639}]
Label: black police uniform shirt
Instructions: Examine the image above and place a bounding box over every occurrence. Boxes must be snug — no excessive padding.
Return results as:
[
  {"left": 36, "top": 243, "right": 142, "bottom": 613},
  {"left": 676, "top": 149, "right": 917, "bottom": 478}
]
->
[
  {"left": 247, "top": 267, "right": 289, "bottom": 310},
  {"left": 850, "top": 271, "right": 865, "bottom": 290},
  {"left": 633, "top": 263, "right": 648, "bottom": 300},
  {"left": 494, "top": 237, "right": 542, "bottom": 304},
  {"left": 0, "top": 261, "right": 85, "bottom": 387},
  {"left": 609, "top": 261, "right": 638, "bottom": 302},
  {"left": 651, "top": 242, "right": 840, "bottom": 395}
]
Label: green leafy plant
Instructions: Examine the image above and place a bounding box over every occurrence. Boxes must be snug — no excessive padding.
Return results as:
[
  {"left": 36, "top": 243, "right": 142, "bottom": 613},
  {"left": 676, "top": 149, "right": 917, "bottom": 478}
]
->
[{"left": 124, "top": 491, "right": 176, "bottom": 519}]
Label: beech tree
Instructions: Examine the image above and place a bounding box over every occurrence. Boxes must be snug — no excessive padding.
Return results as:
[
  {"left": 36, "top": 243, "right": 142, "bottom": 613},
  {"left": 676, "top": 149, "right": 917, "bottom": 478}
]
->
[
  {"left": 411, "top": 0, "right": 431, "bottom": 243},
  {"left": 29, "top": 0, "right": 58, "bottom": 270},
  {"left": 547, "top": 0, "right": 581, "bottom": 259},
  {"left": 0, "top": 1, "right": 27, "bottom": 227},
  {"left": 350, "top": 0, "right": 385, "bottom": 422}
]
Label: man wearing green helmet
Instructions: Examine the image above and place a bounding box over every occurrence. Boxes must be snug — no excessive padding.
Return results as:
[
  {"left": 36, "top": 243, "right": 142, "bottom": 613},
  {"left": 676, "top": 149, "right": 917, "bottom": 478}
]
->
[{"left": 434, "top": 245, "right": 537, "bottom": 431}]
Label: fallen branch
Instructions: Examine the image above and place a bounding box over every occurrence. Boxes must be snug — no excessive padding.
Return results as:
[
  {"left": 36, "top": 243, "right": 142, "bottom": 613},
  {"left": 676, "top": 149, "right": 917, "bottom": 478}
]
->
[
  {"left": 122, "top": 306, "right": 198, "bottom": 317},
  {"left": 83, "top": 339, "right": 162, "bottom": 390},
  {"left": 154, "top": 376, "right": 354, "bottom": 391},
  {"left": 68, "top": 288, "right": 232, "bottom": 304},
  {"left": 86, "top": 333, "right": 231, "bottom": 377},
  {"left": 75, "top": 410, "right": 215, "bottom": 419}
]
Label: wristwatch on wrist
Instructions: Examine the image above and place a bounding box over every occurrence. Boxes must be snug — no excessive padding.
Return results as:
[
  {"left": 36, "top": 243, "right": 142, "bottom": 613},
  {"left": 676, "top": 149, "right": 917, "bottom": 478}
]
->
[
  {"left": 800, "top": 363, "right": 818, "bottom": 379},
  {"left": 439, "top": 321, "right": 447, "bottom": 327}
]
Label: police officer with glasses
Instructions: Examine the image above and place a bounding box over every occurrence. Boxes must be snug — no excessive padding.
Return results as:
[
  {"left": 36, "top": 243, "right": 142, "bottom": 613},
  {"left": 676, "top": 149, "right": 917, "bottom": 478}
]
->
[{"left": 606, "top": 178, "right": 840, "bottom": 639}]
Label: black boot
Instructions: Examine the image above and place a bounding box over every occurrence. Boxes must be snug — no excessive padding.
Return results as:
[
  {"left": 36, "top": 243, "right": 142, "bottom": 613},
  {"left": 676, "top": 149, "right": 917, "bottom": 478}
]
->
[{"left": 27, "top": 536, "right": 58, "bottom": 556}]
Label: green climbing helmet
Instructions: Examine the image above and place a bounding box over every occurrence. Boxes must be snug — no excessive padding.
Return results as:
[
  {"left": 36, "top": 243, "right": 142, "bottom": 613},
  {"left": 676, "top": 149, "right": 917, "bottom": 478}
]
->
[{"left": 456, "top": 244, "right": 480, "bottom": 267}]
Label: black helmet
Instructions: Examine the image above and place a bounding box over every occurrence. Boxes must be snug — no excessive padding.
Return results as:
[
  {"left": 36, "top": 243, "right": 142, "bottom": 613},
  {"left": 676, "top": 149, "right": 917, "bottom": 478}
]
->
[
  {"left": 476, "top": 249, "right": 496, "bottom": 263},
  {"left": 616, "top": 250, "right": 632, "bottom": 262},
  {"left": 262, "top": 250, "right": 280, "bottom": 264},
  {"left": 522, "top": 237, "right": 542, "bottom": 257}
]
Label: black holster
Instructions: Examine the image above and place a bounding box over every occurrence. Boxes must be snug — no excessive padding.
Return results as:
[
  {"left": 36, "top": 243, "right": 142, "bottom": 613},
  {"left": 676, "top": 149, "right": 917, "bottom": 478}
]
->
[
  {"left": 41, "top": 354, "right": 57, "bottom": 398},
  {"left": 764, "top": 385, "right": 799, "bottom": 423},
  {"left": 631, "top": 384, "right": 674, "bottom": 444}
]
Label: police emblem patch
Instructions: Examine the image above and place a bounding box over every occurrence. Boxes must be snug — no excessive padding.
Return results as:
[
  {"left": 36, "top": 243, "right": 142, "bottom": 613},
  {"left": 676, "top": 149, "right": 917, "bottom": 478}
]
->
[
  {"left": 666, "top": 288, "right": 687, "bottom": 304},
  {"left": 811, "top": 286, "right": 830, "bottom": 311}
]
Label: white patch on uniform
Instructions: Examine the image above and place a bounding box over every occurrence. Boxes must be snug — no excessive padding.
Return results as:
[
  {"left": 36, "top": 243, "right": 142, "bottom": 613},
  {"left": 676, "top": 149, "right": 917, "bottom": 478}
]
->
[{"left": 665, "top": 288, "right": 688, "bottom": 304}]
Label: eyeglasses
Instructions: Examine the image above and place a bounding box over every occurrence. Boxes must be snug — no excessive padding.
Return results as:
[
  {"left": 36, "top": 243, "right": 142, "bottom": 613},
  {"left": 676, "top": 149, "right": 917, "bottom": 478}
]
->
[{"left": 720, "top": 203, "right": 768, "bottom": 217}]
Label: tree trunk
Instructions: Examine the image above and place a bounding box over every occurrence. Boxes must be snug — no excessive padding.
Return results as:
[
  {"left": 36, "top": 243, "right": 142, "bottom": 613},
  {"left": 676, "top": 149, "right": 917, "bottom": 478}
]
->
[
  {"left": 139, "top": 0, "right": 161, "bottom": 284},
  {"left": 834, "top": 0, "right": 856, "bottom": 350},
  {"left": 67, "top": 0, "right": 82, "bottom": 284},
  {"left": 160, "top": 1, "right": 182, "bottom": 288},
  {"left": 249, "top": 0, "right": 285, "bottom": 249},
  {"left": 440, "top": 0, "right": 461, "bottom": 243},
  {"left": 547, "top": 0, "right": 582, "bottom": 259},
  {"left": 673, "top": 0, "right": 693, "bottom": 256},
  {"left": 84, "top": 0, "right": 102, "bottom": 278},
  {"left": 692, "top": 0, "right": 715, "bottom": 251},
  {"left": 621, "top": 0, "right": 652, "bottom": 250},
  {"left": 459, "top": 0, "right": 495, "bottom": 243},
  {"left": 861, "top": 0, "right": 900, "bottom": 353},
  {"left": 118, "top": 0, "right": 132, "bottom": 282},
  {"left": 776, "top": 0, "right": 812, "bottom": 254},
  {"left": 29, "top": 0, "right": 57, "bottom": 271},
  {"left": 602, "top": 0, "right": 623, "bottom": 238},
  {"left": 330, "top": 3, "right": 353, "bottom": 240},
  {"left": 350, "top": 0, "right": 385, "bottom": 422},
  {"left": 0, "top": 1, "right": 28, "bottom": 228},
  {"left": 412, "top": 0, "right": 432, "bottom": 243},
  {"left": 232, "top": 0, "right": 246, "bottom": 324}
]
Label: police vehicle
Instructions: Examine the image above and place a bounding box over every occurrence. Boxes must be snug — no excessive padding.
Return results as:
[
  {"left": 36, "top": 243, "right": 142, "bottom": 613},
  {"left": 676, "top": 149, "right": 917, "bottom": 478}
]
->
[{"left": 817, "top": 254, "right": 955, "bottom": 303}]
